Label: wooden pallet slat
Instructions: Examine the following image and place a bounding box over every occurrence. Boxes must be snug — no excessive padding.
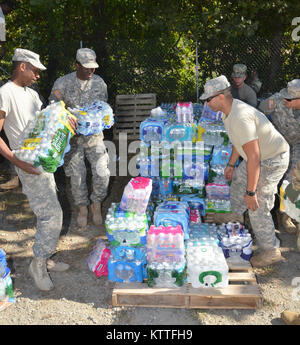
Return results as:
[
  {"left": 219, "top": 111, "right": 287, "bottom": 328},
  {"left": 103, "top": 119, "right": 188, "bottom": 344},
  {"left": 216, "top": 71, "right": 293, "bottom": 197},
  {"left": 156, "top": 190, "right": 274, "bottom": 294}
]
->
[
  {"left": 114, "top": 93, "right": 156, "bottom": 140},
  {"left": 112, "top": 261, "right": 263, "bottom": 310}
]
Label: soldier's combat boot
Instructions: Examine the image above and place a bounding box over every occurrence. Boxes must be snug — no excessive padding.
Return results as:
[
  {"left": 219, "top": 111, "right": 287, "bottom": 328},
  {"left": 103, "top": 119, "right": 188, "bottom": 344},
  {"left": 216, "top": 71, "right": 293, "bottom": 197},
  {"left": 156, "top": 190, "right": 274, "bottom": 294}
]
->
[
  {"left": 29, "top": 257, "right": 54, "bottom": 291},
  {"left": 77, "top": 205, "right": 88, "bottom": 227},
  {"left": 281, "top": 310, "right": 300, "bottom": 325},
  {"left": 250, "top": 248, "right": 282, "bottom": 267},
  {"left": 90, "top": 202, "right": 102, "bottom": 226},
  {"left": 0, "top": 175, "right": 19, "bottom": 190},
  {"left": 280, "top": 212, "right": 297, "bottom": 235}
]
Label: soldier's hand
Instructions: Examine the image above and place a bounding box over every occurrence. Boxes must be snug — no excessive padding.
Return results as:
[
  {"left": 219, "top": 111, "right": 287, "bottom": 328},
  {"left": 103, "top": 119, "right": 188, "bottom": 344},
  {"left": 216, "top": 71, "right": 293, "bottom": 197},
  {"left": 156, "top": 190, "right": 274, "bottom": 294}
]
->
[
  {"left": 224, "top": 166, "right": 234, "bottom": 181},
  {"left": 68, "top": 116, "right": 78, "bottom": 132},
  {"left": 16, "top": 160, "right": 41, "bottom": 175},
  {"left": 244, "top": 193, "right": 259, "bottom": 212}
]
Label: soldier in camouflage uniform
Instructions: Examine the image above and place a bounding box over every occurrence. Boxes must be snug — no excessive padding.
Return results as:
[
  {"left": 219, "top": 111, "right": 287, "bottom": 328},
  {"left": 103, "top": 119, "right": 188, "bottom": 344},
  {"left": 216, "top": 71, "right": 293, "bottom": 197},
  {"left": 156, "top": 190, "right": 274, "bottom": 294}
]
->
[
  {"left": 200, "top": 75, "right": 290, "bottom": 267},
  {"left": 259, "top": 79, "right": 300, "bottom": 235},
  {"left": 280, "top": 159, "right": 300, "bottom": 326},
  {"left": 49, "top": 48, "right": 110, "bottom": 228},
  {"left": 0, "top": 48, "right": 76, "bottom": 291},
  {"left": 231, "top": 64, "right": 258, "bottom": 108}
]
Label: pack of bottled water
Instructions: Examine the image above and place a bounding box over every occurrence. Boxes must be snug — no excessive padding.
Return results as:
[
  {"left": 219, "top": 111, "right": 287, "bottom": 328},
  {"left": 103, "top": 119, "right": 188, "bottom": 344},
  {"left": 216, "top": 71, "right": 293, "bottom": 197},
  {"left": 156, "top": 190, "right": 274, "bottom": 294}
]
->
[
  {"left": 197, "top": 121, "right": 229, "bottom": 146},
  {"left": 147, "top": 261, "right": 186, "bottom": 288},
  {"left": 13, "top": 101, "right": 76, "bottom": 173},
  {"left": 186, "top": 240, "right": 229, "bottom": 288},
  {"left": 136, "top": 154, "right": 161, "bottom": 177},
  {"left": 175, "top": 102, "right": 194, "bottom": 124},
  {"left": 163, "top": 122, "right": 195, "bottom": 142},
  {"left": 205, "top": 199, "right": 232, "bottom": 213},
  {"left": 192, "top": 103, "right": 204, "bottom": 120},
  {"left": 188, "top": 223, "right": 219, "bottom": 246},
  {"left": 172, "top": 178, "right": 206, "bottom": 198},
  {"left": 200, "top": 102, "right": 223, "bottom": 122},
  {"left": 205, "top": 183, "right": 230, "bottom": 200},
  {"left": 87, "top": 239, "right": 111, "bottom": 277},
  {"left": 148, "top": 177, "right": 174, "bottom": 200},
  {"left": 219, "top": 222, "right": 253, "bottom": 263},
  {"left": 0, "top": 249, "right": 15, "bottom": 307},
  {"left": 68, "top": 100, "right": 114, "bottom": 136},
  {"left": 180, "top": 195, "right": 205, "bottom": 224},
  {"left": 210, "top": 145, "right": 232, "bottom": 167},
  {"left": 120, "top": 177, "right": 152, "bottom": 214},
  {"left": 107, "top": 246, "right": 147, "bottom": 283},
  {"left": 159, "top": 103, "right": 176, "bottom": 121},
  {"left": 105, "top": 203, "right": 149, "bottom": 246},
  {"left": 147, "top": 225, "right": 185, "bottom": 264},
  {"left": 154, "top": 201, "right": 190, "bottom": 239},
  {"left": 146, "top": 224, "right": 186, "bottom": 288},
  {"left": 208, "top": 165, "right": 226, "bottom": 184},
  {"left": 140, "top": 118, "right": 167, "bottom": 144}
]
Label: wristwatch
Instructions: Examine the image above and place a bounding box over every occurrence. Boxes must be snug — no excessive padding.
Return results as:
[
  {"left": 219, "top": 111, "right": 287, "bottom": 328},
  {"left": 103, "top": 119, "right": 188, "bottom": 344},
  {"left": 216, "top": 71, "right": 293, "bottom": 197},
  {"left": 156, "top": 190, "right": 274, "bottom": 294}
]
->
[{"left": 246, "top": 190, "right": 256, "bottom": 196}]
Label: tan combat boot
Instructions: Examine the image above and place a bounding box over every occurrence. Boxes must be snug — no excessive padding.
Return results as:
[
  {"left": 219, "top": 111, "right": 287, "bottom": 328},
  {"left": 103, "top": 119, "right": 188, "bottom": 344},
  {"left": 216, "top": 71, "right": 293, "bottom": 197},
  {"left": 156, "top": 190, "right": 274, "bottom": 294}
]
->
[
  {"left": 281, "top": 310, "right": 300, "bottom": 325},
  {"left": 250, "top": 248, "right": 282, "bottom": 268},
  {"left": 28, "top": 257, "right": 54, "bottom": 291},
  {"left": 90, "top": 202, "right": 103, "bottom": 225},
  {"left": 47, "top": 259, "right": 70, "bottom": 272},
  {"left": 280, "top": 212, "right": 297, "bottom": 234},
  {"left": 77, "top": 205, "right": 88, "bottom": 227},
  {"left": 0, "top": 175, "right": 19, "bottom": 190}
]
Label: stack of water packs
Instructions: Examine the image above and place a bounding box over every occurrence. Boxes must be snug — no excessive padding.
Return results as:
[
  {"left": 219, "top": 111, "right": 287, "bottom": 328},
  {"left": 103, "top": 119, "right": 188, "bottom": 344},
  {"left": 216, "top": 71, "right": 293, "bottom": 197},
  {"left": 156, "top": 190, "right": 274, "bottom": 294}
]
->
[
  {"left": 146, "top": 225, "right": 186, "bottom": 288},
  {"left": 68, "top": 100, "right": 114, "bottom": 136},
  {"left": 14, "top": 101, "right": 76, "bottom": 173}
]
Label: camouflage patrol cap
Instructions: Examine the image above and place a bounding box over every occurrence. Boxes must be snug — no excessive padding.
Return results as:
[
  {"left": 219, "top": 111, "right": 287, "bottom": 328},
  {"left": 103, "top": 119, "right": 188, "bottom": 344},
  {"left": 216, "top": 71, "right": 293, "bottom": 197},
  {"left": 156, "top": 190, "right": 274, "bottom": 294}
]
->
[
  {"left": 76, "top": 48, "right": 99, "bottom": 69},
  {"left": 280, "top": 79, "right": 300, "bottom": 100},
  {"left": 200, "top": 75, "right": 231, "bottom": 100},
  {"left": 12, "top": 48, "right": 46, "bottom": 70},
  {"left": 231, "top": 64, "right": 247, "bottom": 78}
]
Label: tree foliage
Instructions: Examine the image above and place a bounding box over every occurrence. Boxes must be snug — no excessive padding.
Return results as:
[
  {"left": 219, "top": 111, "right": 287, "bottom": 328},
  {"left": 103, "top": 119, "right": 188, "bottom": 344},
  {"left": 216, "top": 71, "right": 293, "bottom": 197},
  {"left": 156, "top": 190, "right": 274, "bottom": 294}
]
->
[{"left": 1, "top": 0, "right": 299, "bottom": 103}]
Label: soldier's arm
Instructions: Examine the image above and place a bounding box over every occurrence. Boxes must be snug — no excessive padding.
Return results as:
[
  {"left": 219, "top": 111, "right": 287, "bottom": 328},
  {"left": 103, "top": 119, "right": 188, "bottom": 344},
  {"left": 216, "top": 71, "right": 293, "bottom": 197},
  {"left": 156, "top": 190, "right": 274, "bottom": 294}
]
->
[
  {"left": 0, "top": 111, "right": 40, "bottom": 175},
  {"left": 94, "top": 77, "right": 108, "bottom": 102},
  {"left": 271, "top": 108, "right": 300, "bottom": 145},
  {"left": 248, "top": 89, "right": 258, "bottom": 108},
  {"left": 49, "top": 78, "right": 65, "bottom": 103}
]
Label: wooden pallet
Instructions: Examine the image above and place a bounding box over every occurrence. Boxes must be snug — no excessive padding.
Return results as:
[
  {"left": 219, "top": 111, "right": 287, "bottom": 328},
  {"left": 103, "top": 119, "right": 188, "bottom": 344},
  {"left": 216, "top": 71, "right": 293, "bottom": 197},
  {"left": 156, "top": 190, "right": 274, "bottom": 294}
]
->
[
  {"left": 112, "top": 261, "right": 263, "bottom": 310},
  {"left": 114, "top": 93, "right": 156, "bottom": 140},
  {"left": 204, "top": 212, "right": 243, "bottom": 224}
]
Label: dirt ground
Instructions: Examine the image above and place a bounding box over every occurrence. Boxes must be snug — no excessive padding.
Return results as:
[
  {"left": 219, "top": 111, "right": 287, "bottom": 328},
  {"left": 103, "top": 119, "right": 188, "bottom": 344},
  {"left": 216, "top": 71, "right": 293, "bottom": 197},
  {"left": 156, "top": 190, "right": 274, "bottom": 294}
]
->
[{"left": 0, "top": 158, "right": 300, "bottom": 326}]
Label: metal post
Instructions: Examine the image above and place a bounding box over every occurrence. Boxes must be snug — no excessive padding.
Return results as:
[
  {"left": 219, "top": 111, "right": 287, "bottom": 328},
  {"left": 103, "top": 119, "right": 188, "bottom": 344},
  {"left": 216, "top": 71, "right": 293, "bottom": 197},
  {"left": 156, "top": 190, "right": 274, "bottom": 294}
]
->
[
  {"left": 196, "top": 40, "right": 199, "bottom": 103},
  {"left": 80, "top": 40, "right": 83, "bottom": 48}
]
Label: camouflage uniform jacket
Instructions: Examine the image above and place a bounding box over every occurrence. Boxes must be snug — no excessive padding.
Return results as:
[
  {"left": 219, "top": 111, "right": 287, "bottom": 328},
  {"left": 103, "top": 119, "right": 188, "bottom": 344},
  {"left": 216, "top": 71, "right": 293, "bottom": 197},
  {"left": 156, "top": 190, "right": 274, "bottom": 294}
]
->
[
  {"left": 49, "top": 71, "right": 108, "bottom": 108},
  {"left": 259, "top": 93, "right": 300, "bottom": 146}
]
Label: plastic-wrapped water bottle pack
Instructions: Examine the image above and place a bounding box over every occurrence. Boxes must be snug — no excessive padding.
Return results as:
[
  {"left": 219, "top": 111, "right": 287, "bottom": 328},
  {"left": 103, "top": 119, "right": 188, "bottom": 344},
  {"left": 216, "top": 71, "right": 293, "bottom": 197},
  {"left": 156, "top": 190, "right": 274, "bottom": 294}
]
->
[
  {"left": 105, "top": 202, "right": 149, "bottom": 246},
  {"left": 68, "top": 100, "right": 114, "bottom": 136},
  {"left": 13, "top": 101, "right": 76, "bottom": 173},
  {"left": 218, "top": 222, "right": 253, "bottom": 263}
]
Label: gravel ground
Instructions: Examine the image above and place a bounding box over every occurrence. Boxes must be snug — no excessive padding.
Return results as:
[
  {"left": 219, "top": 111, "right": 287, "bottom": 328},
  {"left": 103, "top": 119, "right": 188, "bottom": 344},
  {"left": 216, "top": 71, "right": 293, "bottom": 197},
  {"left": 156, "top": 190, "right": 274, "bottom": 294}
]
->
[{"left": 0, "top": 162, "right": 300, "bottom": 326}]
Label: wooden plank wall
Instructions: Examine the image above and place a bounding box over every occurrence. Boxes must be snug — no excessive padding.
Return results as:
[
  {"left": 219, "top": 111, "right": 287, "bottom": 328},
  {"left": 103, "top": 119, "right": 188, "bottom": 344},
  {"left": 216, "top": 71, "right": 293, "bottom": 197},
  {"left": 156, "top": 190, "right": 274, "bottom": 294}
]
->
[{"left": 113, "top": 93, "right": 156, "bottom": 140}]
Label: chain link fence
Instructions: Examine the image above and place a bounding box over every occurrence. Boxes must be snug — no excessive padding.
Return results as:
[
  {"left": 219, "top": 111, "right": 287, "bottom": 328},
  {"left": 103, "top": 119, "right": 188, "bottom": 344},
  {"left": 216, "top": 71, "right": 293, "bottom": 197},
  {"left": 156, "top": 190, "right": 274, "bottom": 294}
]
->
[
  {"left": 0, "top": 34, "right": 298, "bottom": 107},
  {"left": 102, "top": 35, "right": 300, "bottom": 107}
]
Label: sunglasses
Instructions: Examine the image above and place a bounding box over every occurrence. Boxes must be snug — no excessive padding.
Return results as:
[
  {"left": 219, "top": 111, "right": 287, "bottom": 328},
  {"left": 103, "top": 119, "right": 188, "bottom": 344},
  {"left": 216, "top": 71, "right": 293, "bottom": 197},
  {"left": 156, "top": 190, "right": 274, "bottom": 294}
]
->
[
  {"left": 204, "top": 92, "right": 223, "bottom": 103},
  {"left": 284, "top": 98, "right": 300, "bottom": 102}
]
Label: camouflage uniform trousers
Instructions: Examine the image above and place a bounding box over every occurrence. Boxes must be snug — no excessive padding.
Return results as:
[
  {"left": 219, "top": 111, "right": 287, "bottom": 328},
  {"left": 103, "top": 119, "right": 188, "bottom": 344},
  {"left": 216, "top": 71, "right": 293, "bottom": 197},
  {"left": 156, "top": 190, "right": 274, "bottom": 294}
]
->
[
  {"left": 63, "top": 133, "right": 110, "bottom": 206},
  {"left": 230, "top": 150, "right": 289, "bottom": 251},
  {"left": 15, "top": 167, "right": 63, "bottom": 258}
]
